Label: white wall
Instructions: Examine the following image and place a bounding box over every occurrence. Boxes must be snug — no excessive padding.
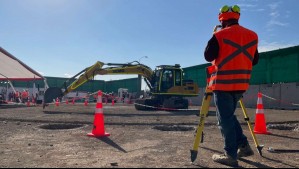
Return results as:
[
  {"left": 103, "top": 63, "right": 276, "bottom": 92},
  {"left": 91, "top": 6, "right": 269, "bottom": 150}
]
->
[{"left": 188, "top": 83, "right": 299, "bottom": 110}]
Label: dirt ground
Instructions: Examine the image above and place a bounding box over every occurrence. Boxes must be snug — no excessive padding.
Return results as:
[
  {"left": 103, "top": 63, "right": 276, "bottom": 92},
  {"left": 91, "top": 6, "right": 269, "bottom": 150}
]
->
[{"left": 0, "top": 102, "right": 298, "bottom": 168}]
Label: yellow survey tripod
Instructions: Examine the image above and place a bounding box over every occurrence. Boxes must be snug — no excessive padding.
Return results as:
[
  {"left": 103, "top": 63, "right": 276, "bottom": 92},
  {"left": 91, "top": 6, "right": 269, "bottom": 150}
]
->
[{"left": 190, "top": 25, "right": 264, "bottom": 163}]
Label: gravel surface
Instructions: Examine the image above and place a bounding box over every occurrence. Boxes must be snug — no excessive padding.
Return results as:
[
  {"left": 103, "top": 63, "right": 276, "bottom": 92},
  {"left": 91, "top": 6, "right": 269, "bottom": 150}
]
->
[{"left": 0, "top": 103, "right": 298, "bottom": 168}]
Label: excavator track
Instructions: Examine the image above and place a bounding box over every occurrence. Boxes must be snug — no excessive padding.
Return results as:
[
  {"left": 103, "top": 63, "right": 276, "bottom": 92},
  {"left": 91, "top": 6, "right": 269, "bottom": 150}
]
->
[
  {"left": 134, "top": 97, "right": 189, "bottom": 111},
  {"left": 134, "top": 98, "right": 159, "bottom": 110}
]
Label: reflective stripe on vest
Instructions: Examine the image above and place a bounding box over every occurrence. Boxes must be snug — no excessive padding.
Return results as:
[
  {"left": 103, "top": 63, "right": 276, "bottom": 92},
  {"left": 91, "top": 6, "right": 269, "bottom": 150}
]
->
[
  {"left": 207, "top": 69, "right": 252, "bottom": 88},
  {"left": 218, "top": 39, "right": 257, "bottom": 69}
]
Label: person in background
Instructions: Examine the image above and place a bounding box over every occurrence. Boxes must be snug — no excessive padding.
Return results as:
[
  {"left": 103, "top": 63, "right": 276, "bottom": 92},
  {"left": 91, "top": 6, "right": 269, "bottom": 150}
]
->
[
  {"left": 15, "top": 91, "right": 20, "bottom": 103},
  {"left": 21, "top": 89, "right": 29, "bottom": 103}
]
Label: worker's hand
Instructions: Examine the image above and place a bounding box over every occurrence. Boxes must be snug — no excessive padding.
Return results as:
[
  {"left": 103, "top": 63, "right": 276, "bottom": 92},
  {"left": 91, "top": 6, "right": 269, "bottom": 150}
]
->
[{"left": 213, "top": 25, "right": 222, "bottom": 33}]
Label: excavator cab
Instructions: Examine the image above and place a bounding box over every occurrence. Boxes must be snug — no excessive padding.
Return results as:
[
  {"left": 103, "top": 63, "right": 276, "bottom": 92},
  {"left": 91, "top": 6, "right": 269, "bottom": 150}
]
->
[
  {"left": 154, "top": 66, "right": 181, "bottom": 93},
  {"left": 134, "top": 64, "right": 199, "bottom": 110}
]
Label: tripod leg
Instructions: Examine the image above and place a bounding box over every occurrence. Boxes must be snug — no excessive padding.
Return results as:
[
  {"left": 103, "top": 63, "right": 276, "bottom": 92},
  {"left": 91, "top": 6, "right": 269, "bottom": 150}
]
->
[
  {"left": 239, "top": 99, "right": 264, "bottom": 156},
  {"left": 190, "top": 88, "right": 213, "bottom": 162}
]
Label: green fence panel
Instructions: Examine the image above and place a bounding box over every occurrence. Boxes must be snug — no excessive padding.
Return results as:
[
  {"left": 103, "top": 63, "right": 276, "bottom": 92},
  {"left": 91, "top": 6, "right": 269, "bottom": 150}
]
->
[
  {"left": 269, "top": 51, "right": 299, "bottom": 83},
  {"left": 183, "top": 63, "right": 211, "bottom": 88},
  {"left": 250, "top": 56, "right": 269, "bottom": 85},
  {"left": 6, "top": 80, "right": 44, "bottom": 89},
  {"left": 105, "top": 78, "right": 139, "bottom": 93}
]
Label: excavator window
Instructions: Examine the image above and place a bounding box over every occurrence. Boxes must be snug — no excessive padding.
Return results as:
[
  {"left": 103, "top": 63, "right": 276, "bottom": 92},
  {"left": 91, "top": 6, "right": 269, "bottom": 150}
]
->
[
  {"left": 175, "top": 69, "right": 182, "bottom": 86},
  {"left": 153, "top": 70, "right": 161, "bottom": 92},
  {"left": 161, "top": 70, "right": 174, "bottom": 92}
]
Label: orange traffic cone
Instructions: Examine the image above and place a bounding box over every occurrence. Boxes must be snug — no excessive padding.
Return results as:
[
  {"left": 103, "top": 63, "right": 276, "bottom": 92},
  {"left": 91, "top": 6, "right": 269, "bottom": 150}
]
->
[
  {"left": 254, "top": 92, "right": 271, "bottom": 134},
  {"left": 84, "top": 97, "right": 88, "bottom": 106},
  {"left": 112, "top": 97, "right": 115, "bottom": 106},
  {"left": 32, "top": 97, "right": 35, "bottom": 106},
  {"left": 66, "top": 99, "right": 69, "bottom": 105},
  {"left": 87, "top": 91, "right": 110, "bottom": 137},
  {"left": 55, "top": 98, "right": 60, "bottom": 107},
  {"left": 27, "top": 98, "right": 30, "bottom": 107}
]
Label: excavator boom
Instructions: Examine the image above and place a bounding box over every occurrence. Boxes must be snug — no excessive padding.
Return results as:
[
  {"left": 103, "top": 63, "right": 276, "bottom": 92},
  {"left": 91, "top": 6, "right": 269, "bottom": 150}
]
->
[
  {"left": 43, "top": 61, "right": 154, "bottom": 108},
  {"left": 64, "top": 61, "right": 153, "bottom": 94}
]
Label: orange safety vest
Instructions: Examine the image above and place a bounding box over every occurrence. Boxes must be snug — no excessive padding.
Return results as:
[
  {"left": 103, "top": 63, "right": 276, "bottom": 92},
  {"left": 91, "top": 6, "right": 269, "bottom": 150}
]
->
[
  {"left": 22, "top": 91, "right": 27, "bottom": 99},
  {"left": 207, "top": 25, "right": 258, "bottom": 91}
]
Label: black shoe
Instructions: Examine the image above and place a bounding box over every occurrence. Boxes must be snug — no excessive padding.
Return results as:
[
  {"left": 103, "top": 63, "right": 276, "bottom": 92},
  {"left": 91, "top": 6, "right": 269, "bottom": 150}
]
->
[{"left": 238, "top": 143, "right": 254, "bottom": 158}]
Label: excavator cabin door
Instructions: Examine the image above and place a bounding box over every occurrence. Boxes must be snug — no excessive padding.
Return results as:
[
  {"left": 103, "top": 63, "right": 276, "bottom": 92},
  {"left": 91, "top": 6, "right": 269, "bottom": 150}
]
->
[{"left": 159, "top": 69, "right": 182, "bottom": 92}]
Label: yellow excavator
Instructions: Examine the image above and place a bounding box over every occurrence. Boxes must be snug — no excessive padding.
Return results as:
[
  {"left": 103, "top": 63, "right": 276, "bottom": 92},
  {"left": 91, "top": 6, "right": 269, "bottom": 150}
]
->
[{"left": 43, "top": 61, "right": 199, "bottom": 110}]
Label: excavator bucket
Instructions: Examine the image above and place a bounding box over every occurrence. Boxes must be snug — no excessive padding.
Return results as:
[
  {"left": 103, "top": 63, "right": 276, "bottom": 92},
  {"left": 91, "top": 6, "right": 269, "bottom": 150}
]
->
[{"left": 43, "top": 87, "right": 63, "bottom": 109}]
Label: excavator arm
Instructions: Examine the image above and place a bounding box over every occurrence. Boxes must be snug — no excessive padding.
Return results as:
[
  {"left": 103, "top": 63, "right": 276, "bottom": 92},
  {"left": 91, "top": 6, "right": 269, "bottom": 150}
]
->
[
  {"left": 43, "top": 61, "right": 154, "bottom": 107},
  {"left": 62, "top": 61, "right": 105, "bottom": 95},
  {"left": 65, "top": 61, "right": 154, "bottom": 94}
]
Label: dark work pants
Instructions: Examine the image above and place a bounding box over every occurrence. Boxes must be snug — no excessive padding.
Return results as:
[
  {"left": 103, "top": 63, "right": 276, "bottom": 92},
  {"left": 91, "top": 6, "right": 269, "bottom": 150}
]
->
[{"left": 213, "top": 91, "right": 249, "bottom": 159}]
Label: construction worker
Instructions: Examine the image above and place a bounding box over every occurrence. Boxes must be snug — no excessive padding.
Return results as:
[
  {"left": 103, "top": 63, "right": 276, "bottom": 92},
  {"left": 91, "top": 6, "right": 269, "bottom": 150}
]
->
[
  {"left": 204, "top": 5, "right": 259, "bottom": 167},
  {"left": 15, "top": 91, "right": 20, "bottom": 103},
  {"left": 21, "top": 89, "right": 27, "bottom": 103}
]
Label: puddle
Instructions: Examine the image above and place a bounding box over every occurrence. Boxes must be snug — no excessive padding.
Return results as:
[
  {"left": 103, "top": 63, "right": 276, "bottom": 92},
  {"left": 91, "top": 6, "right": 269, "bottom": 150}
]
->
[
  {"left": 39, "top": 124, "right": 84, "bottom": 130},
  {"left": 267, "top": 123, "right": 298, "bottom": 131},
  {"left": 153, "top": 125, "right": 194, "bottom": 132}
]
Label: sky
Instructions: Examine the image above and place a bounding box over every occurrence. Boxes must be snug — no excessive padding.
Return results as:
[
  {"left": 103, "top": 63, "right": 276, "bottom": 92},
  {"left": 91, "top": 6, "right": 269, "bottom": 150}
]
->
[{"left": 1, "top": 0, "right": 299, "bottom": 87}]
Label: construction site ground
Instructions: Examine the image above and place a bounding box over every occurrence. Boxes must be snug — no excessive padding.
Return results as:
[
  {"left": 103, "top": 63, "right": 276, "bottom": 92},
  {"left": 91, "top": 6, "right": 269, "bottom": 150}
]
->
[{"left": 0, "top": 102, "right": 298, "bottom": 168}]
